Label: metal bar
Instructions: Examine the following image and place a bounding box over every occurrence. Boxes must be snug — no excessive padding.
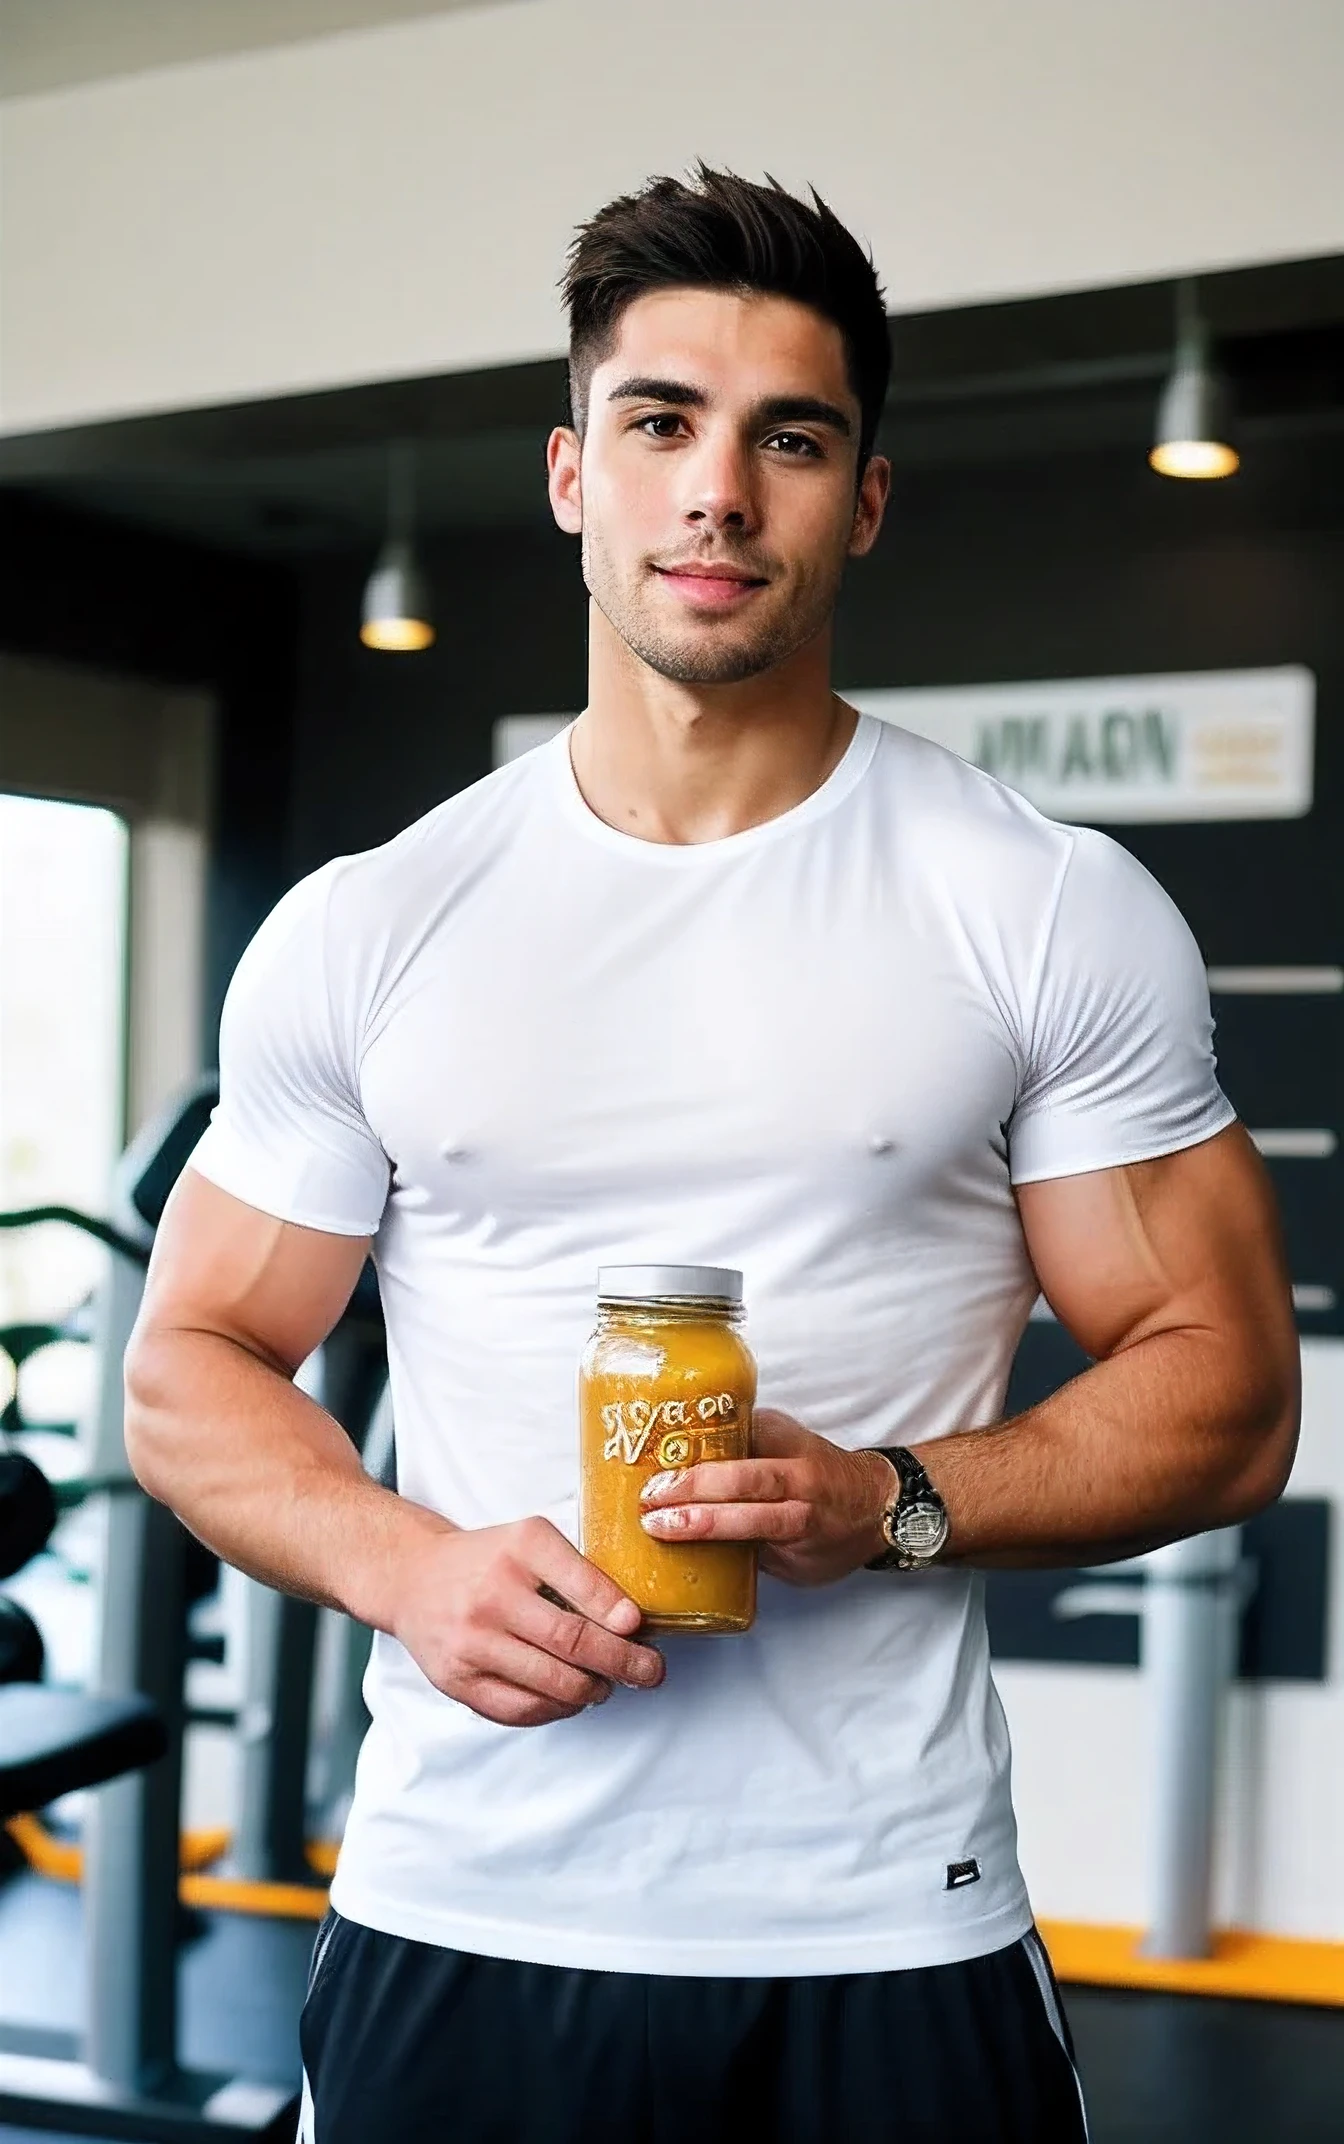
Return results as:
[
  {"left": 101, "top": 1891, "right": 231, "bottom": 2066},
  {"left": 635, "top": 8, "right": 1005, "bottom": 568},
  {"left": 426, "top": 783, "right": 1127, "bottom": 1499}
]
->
[
  {"left": 1141, "top": 1528, "right": 1245, "bottom": 1960},
  {"left": 1248, "top": 1129, "right": 1337, "bottom": 1158},
  {"left": 1206, "top": 966, "right": 1344, "bottom": 993},
  {"left": 0, "top": 1208, "right": 149, "bottom": 1265},
  {"left": 230, "top": 1352, "right": 324, "bottom": 1886}
]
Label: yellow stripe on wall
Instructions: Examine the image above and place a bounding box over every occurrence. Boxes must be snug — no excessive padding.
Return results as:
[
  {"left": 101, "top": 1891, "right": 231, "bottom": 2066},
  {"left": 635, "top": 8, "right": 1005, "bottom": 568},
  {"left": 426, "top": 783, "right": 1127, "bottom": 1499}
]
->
[
  {"left": 179, "top": 1870, "right": 329, "bottom": 1920},
  {"left": 8, "top": 1814, "right": 1344, "bottom": 1983},
  {"left": 1041, "top": 1920, "right": 1344, "bottom": 2007},
  {"left": 6, "top": 1815, "right": 232, "bottom": 1883},
  {"left": 5, "top": 1814, "right": 329, "bottom": 1919}
]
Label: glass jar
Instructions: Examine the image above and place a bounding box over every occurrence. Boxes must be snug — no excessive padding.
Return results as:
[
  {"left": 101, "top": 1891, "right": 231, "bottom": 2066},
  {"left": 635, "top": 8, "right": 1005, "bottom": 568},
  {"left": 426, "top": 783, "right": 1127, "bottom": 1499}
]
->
[{"left": 578, "top": 1264, "right": 757, "bottom": 1633}]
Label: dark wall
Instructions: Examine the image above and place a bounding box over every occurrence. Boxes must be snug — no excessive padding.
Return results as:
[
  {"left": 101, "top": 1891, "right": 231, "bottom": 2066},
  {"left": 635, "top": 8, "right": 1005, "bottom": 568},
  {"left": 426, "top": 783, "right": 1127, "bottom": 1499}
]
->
[
  {"left": 834, "top": 437, "right": 1344, "bottom": 966},
  {"left": 0, "top": 493, "right": 300, "bottom": 1048},
  {"left": 832, "top": 438, "right": 1344, "bottom": 1330},
  {"left": 289, "top": 526, "right": 584, "bottom": 876},
  {"left": 283, "top": 424, "right": 1344, "bottom": 1331},
  {"left": 288, "top": 430, "right": 1344, "bottom": 974},
  {"left": 14, "top": 405, "right": 1337, "bottom": 1065}
]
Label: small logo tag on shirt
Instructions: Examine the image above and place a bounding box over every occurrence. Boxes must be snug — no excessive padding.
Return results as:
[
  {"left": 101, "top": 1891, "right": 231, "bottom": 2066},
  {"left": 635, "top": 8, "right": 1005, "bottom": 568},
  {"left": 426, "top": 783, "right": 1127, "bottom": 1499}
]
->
[{"left": 946, "top": 1858, "right": 982, "bottom": 1891}]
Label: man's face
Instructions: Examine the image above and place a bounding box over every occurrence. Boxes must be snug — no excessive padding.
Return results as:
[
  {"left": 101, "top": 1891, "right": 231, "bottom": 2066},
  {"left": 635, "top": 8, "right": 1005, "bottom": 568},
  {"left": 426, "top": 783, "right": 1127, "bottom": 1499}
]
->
[{"left": 548, "top": 288, "right": 889, "bottom": 687}]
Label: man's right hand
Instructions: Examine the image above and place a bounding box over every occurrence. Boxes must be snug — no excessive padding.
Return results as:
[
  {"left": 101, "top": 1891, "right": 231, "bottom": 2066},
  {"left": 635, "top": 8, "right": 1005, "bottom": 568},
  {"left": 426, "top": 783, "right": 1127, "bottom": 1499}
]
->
[
  {"left": 391, "top": 1516, "right": 666, "bottom": 1727},
  {"left": 124, "top": 1180, "right": 665, "bottom": 1726}
]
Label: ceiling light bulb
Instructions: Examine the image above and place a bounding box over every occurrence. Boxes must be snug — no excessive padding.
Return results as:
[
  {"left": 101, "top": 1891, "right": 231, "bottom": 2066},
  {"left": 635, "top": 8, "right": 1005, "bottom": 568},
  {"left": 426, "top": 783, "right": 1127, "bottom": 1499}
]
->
[
  {"left": 360, "top": 617, "right": 436, "bottom": 652},
  {"left": 360, "top": 541, "right": 435, "bottom": 650},
  {"left": 1149, "top": 438, "right": 1240, "bottom": 480},
  {"left": 360, "top": 447, "right": 435, "bottom": 649},
  {"left": 1150, "top": 281, "right": 1238, "bottom": 481}
]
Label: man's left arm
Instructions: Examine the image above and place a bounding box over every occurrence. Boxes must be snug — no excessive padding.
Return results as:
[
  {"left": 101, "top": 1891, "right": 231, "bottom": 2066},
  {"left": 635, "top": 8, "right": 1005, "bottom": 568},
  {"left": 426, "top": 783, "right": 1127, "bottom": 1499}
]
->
[
  {"left": 639, "top": 1123, "right": 1300, "bottom": 1578},
  {"left": 902, "top": 1119, "right": 1299, "bottom": 1568}
]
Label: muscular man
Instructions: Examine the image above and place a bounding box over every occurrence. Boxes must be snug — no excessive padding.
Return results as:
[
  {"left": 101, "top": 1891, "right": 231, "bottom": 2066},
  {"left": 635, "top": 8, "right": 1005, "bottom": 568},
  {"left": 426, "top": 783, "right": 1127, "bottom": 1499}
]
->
[{"left": 125, "top": 168, "right": 1299, "bottom": 2142}]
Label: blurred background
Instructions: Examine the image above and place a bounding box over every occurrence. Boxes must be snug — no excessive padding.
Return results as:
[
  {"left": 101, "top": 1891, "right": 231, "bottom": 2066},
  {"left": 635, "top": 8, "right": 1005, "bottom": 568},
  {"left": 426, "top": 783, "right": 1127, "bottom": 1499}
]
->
[{"left": 0, "top": 5, "right": 1342, "bottom": 2140}]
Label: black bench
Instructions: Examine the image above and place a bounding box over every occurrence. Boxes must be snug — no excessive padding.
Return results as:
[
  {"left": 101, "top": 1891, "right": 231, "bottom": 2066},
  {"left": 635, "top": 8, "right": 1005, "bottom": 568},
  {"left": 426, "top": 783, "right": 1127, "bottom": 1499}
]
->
[{"left": 0, "top": 1684, "right": 165, "bottom": 1821}]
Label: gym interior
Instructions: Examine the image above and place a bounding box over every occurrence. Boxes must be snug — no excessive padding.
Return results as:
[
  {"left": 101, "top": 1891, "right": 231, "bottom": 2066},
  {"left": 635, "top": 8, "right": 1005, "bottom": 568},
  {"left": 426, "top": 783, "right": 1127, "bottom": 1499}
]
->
[{"left": 1, "top": 5, "right": 1343, "bottom": 2139}]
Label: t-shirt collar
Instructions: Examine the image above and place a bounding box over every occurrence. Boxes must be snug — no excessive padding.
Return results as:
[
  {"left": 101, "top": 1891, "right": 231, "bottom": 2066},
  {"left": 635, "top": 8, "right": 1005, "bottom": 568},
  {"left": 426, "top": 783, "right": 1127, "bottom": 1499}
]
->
[{"left": 547, "top": 710, "right": 881, "bottom": 862}]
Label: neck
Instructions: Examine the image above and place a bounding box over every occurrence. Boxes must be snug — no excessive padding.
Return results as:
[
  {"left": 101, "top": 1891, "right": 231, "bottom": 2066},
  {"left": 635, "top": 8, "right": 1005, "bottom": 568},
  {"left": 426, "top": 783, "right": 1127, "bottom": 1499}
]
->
[{"left": 569, "top": 603, "right": 857, "bottom": 845}]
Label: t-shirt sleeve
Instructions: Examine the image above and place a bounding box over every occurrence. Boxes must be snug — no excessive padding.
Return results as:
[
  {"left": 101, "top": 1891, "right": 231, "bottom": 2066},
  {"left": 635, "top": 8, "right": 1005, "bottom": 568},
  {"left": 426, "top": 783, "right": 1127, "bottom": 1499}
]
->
[
  {"left": 1008, "top": 827, "right": 1238, "bottom": 1186},
  {"left": 188, "top": 864, "right": 391, "bottom": 1235}
]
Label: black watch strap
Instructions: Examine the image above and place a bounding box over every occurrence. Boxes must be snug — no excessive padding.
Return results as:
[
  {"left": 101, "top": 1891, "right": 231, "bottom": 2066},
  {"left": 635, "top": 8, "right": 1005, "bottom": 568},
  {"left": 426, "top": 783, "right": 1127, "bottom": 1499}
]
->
[
  {"left": 888, "top": 1446, "right": 936, "bottom": 1503},
  {"left": 864, "top": 1444, "right": 947, "bottom": 1570}
]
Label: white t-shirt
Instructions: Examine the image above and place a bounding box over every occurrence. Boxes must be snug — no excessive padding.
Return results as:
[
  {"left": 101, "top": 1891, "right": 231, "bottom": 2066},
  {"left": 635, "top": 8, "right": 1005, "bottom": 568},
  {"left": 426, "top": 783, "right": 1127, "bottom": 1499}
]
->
[{"left": 189, "top": 712, "right": 1235, "bottom": 1977}]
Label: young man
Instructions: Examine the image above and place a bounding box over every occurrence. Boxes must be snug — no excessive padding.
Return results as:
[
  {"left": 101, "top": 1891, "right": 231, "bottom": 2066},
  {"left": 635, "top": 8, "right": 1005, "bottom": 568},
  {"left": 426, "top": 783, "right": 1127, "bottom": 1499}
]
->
[{"left": 125, "top": 170, "right": 1299, "bottom": 2141}]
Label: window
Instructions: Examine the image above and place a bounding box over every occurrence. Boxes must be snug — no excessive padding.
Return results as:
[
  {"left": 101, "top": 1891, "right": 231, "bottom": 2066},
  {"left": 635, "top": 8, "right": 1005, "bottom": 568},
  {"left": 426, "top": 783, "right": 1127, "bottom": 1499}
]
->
[{"left": 0, "top": 794, "right": 129, "bottom": 1432}]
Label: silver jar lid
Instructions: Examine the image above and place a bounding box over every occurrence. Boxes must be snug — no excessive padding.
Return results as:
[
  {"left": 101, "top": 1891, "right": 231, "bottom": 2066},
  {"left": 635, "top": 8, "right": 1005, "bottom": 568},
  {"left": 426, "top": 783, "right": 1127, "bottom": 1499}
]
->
[{"left": 597, "top": 1264, "right": 743, "bottom": 1303}]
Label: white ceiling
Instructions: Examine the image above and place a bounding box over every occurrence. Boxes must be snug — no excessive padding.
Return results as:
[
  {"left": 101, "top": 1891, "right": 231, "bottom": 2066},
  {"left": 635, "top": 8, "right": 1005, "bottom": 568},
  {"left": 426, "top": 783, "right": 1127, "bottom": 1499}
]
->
[{"left": 0, "top": 0, "right": 523, "bottom": 98}]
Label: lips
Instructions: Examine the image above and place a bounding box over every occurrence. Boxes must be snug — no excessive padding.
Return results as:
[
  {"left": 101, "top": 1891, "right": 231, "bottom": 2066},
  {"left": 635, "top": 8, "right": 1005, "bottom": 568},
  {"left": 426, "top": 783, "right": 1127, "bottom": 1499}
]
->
[{"left": 653, "top": 564, "right": 768, "bottom": 609}]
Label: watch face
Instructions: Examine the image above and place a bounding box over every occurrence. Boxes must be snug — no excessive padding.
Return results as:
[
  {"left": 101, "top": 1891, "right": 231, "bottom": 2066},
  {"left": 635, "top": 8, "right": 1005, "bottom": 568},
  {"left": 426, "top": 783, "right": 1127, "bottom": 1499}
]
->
[{"left": 894, "top": 1500, "right": 949, "bottom": 1559}]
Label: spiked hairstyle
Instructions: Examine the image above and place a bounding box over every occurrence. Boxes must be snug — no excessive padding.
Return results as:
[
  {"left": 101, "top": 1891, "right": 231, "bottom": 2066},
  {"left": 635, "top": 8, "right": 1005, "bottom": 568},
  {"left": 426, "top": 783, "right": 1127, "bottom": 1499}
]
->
[{"left": 561, "top": 165, "right": 892, "bottom": 467}]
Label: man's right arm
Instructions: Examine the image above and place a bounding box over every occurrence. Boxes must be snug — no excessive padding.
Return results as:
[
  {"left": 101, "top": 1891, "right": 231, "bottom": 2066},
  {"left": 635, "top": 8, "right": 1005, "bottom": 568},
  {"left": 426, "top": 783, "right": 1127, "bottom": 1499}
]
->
[{"left": 124, "top": 1168, "right": 663, "bottom": 1725}]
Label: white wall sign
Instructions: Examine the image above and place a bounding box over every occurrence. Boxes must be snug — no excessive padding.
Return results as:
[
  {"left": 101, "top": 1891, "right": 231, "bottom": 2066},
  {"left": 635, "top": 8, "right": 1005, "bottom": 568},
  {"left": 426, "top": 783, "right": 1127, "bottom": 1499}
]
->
[
  {"left": 493, "top": 714, "right": 571, "bottom": 768},
  {"left": 848, "top": 666, "right": 1315, "bottom": 822}
]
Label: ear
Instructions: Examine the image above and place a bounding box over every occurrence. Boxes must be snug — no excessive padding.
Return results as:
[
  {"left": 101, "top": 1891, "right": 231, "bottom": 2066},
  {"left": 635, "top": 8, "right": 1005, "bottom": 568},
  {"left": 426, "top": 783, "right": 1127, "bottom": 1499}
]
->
[
  {"left": 847, "top": 454, "right": 891, "bottom": 558},
  {"left": 547, "top": 427, "right": 583, "bottom": 535}
]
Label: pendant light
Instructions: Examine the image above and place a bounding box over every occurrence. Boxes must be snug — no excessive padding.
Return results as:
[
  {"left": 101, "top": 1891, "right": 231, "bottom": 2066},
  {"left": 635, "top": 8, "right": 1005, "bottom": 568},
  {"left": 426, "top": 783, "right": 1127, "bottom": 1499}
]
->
[
  {"left": 360, "top": 443, "right": 435, "bottom": 650},
  {"left": 1149, "top": 280, "right": 1239, "bottom": 480}
]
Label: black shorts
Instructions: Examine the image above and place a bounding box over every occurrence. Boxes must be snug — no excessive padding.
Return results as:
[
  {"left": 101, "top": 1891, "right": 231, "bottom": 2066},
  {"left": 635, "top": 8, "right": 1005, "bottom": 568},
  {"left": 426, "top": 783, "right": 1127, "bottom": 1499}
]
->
[{"left": 298, "top": 1909, "right": 1089, "bottom": 2142}]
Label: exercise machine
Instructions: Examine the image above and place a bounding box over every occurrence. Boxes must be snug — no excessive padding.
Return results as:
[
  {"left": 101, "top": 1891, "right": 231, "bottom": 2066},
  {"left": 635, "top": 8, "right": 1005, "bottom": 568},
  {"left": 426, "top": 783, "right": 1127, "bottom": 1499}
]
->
[{"left": 0, "top": 1078, "right": 300, "bottom": 2138}]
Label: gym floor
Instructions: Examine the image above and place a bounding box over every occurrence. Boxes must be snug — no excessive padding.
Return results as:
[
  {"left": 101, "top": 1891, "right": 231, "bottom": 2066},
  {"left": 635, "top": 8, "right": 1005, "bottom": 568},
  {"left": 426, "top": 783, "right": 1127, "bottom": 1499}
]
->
[{"left": 0, "top": 1867, "right": 1342, "bottom": 2142}]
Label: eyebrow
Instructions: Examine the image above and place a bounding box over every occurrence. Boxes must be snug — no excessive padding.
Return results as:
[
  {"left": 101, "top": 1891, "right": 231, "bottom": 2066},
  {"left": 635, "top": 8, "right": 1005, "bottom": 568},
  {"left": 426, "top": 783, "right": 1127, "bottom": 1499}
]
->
[
  {"left": 606, "top": 377, "right": 852, "bottom": 438},
  {"left": 755, "top": 395, "right": 852, "bottom": 438},
  {"left": 607, "top": 375, "right": 707, "bottom": 409}
]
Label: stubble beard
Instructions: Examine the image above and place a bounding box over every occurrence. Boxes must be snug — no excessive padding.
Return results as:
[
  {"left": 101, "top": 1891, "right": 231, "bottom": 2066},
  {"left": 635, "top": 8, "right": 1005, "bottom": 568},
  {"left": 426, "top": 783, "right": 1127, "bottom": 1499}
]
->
[{"left": 582, "top": 524, "right": 844, "bottom": 688}]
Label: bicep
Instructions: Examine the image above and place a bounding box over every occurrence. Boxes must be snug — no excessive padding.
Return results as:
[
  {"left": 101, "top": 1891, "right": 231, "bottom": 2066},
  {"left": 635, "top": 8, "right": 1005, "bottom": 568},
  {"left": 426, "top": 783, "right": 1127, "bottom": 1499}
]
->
[
  {"left": 135, "top": 1165, "right": 371, "bottom": 1377},
  {"left": 1017, "top": 1124, "right": 1297, "bottom": 1374}
]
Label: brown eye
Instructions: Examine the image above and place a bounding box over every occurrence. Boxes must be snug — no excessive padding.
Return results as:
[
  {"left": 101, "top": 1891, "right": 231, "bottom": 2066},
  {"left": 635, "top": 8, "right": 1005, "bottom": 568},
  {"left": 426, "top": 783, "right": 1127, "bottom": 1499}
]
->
[
  {"left": 766, "top": 431, "right": 822, "bottom": 457},
  {"left": 638, "top": 414, "right": 684, "bottom": 439}
]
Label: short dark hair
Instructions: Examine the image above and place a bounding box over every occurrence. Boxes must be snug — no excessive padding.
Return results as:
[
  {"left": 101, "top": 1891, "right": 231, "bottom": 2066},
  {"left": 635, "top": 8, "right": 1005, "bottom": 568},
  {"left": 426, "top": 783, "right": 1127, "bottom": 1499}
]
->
[{"left": 561, "top": 164, "right": 892, "bottom": 467}]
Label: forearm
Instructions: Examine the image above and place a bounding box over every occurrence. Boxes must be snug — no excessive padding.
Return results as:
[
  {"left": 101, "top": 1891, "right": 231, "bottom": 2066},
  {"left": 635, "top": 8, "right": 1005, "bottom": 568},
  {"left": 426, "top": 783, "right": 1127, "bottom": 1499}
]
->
[
  {"left": 915, "top": 1325, "right": 1298, "bottom": 1570},
  {"left": 124, "top": 1326, "right": 453, "bottom": 1630}
]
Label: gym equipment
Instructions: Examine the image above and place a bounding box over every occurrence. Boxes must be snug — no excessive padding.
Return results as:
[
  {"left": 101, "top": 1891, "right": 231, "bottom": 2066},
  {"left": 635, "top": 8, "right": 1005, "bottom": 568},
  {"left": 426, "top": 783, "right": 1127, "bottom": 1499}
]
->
[
  {"left": 0, "top": 1450, "right": 140, "bottom": 1578},
  {"left": 0, "top": 1450, "right": 58, "bottom": 1578},
  {"left": 1007, "top": 1314, "right": 1259, "bottom": 1961},
  {"left": 1141, "top": 1528, "right": 1251, "bottom": 1959},
  {"left": 307, "top": 1378, "right": 394, "bottom": 1846},
  {"left": 0, "top": 1209, "right": 147, "bottom": 1449},
  {"left": 1, "top": 1684, "right": 165, "bottom": 1821},
  {"left": 1, "top": 1308, "right": 95, "bottom": 1440},
  {"left": 0, "top": 1680, "right": 177, "bottom": 2135},
  {"left": 231, "top": 1321, "right": 387, "bottom": 1886},
  {"left": 0, "top": 1597, "right": 45, "bottom": 1684},
  {"left": 2, "top": 1242, "right": 389, "bottom": 1918},
  {"left": 1054, "top": 1526, "right": 1254, "bottom": 1960},
  {"left": 0, "top": 1076, "right": 299, "bottom": 2139}
]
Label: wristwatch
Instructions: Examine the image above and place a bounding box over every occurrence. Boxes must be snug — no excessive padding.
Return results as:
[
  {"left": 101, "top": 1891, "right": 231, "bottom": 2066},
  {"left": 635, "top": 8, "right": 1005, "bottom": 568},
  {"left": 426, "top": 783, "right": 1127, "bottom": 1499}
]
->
[{"left": 864, "top": 1446, "right": 950, "bottom": 1570}]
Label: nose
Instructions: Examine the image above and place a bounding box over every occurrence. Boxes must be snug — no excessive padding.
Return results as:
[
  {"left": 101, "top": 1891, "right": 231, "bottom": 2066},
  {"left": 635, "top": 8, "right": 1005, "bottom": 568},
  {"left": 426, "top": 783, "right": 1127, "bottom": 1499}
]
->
[{"left": 682, "top": 428, "right": 757, "bottom": 534}]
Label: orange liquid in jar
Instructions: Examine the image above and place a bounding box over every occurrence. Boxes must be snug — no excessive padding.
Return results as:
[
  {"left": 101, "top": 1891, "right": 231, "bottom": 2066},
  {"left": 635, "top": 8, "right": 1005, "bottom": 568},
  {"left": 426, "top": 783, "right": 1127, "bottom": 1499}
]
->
[{"left": 579, "top": 1276, "right": 757, "bottom": 1633}]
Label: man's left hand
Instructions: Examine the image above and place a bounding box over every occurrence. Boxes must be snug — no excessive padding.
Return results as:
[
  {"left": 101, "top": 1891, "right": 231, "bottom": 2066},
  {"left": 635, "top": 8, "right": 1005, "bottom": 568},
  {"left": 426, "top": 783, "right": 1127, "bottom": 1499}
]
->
[{"left": 638, "top": 1410, "right": 894, "bottom": 1586}]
